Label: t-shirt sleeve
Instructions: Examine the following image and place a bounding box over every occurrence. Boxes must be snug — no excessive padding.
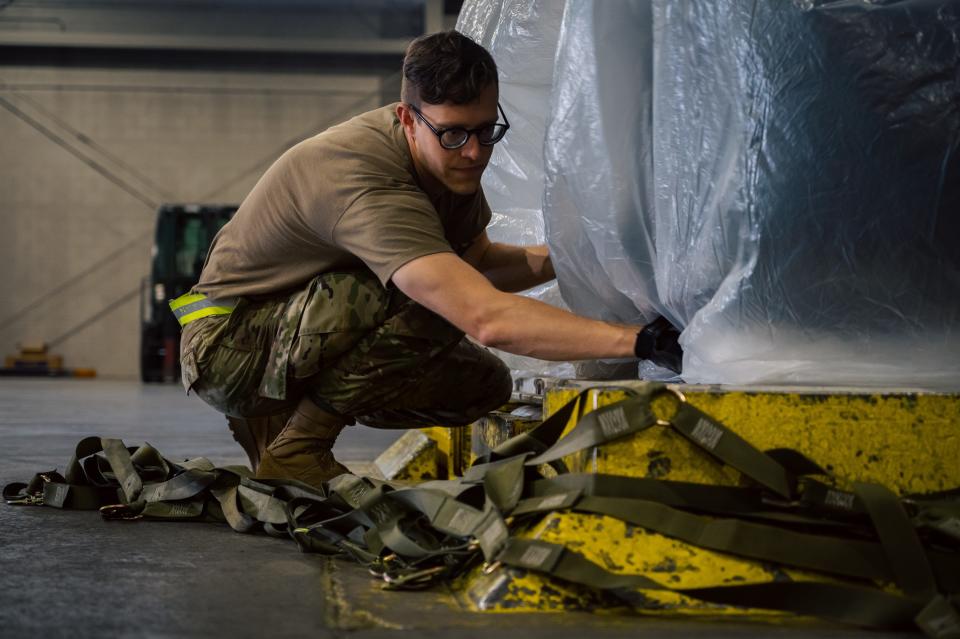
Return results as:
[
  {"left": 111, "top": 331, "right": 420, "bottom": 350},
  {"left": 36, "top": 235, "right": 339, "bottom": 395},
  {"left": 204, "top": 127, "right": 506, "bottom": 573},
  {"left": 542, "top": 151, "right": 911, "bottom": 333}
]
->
[
  {"left": 473, "top": 191, "right": 493, "bottom": 241},
  {"left": 333, "top": 188, "right": 454, "bottom": 287}
]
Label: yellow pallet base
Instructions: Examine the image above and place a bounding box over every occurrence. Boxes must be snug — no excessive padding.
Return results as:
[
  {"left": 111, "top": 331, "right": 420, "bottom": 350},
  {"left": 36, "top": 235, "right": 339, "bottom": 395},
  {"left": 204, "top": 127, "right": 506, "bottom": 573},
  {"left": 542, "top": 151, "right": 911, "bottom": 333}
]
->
[
  {"left": 373, "top": 430, "right": 439, "bottom": 481},
  {"left": 457, "top": 381, "right": 959, "bottom": 615},
  {"left": 468, "top": 410, "right": 542, "bottom": 467},
  {"left": 374, "top": 407, "right": 542, "bottom": 481},
  {"left": 544, "top": 382, "right": 960, "bottom": 492},
  {"left": 460, "top": 509, "right": 860, "bottom": 616}
]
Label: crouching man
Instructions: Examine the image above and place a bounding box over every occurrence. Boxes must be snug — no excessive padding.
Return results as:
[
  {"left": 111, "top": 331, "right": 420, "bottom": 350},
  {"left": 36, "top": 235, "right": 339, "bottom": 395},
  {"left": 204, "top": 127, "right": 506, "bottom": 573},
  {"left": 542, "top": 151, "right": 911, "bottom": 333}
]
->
[{"left": 174, "top": 30, "right": 681, "bottom": 489}]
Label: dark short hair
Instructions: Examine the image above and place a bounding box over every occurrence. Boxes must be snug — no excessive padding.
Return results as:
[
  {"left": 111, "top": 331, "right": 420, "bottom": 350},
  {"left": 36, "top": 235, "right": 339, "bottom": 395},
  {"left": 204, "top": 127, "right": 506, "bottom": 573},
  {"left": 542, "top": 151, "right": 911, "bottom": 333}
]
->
[{"left": 401, "top": 30, "right": 498, "bottom": 106}]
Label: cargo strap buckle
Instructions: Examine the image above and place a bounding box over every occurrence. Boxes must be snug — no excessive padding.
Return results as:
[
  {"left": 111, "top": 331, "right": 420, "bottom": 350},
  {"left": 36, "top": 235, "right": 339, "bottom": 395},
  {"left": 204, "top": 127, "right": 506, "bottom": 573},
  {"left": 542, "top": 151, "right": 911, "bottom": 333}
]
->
[
  {"left": 380, "top": 565, "right": 447, "bottom": 590},
  {"left": 100, "top": 503, "right": 142, "bottom": 521},
  {"left": 371, "top": 554, "right": 449, "bottom": 590}
]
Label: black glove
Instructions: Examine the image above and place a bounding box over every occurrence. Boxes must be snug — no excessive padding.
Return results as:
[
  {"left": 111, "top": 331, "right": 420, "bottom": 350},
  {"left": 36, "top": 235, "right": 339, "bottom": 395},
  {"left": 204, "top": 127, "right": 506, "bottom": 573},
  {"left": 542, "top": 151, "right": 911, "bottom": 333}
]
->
[{"left": 634, "top": 316, "right": 683, "bottom": 374}]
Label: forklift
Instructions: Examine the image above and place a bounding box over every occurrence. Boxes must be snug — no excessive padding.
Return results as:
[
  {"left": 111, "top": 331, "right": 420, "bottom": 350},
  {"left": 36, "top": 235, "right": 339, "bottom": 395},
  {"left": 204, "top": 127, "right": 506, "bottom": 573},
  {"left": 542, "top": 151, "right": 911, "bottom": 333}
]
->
[{"left": 140, "top": 204, "right": 236, "bottom": 382}]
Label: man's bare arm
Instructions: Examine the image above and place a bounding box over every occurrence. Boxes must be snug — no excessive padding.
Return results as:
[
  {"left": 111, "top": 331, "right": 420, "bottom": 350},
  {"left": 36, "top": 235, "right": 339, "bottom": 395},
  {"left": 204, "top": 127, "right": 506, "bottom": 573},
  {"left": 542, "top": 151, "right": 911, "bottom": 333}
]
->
[
  {"left": 393, "top": 252, "right": 636, "bottom": 361},
  {"left": 461, "top": 231, "right": 555, "bottom": 293}
]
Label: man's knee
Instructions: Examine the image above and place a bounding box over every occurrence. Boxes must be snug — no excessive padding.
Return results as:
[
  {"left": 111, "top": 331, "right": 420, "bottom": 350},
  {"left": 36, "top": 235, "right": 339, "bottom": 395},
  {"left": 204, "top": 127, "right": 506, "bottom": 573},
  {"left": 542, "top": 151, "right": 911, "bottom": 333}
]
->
[
  {"left": 289, "top": 272, "right": 462, "bottom": 380},
  {"left": 451, "top": 351, "right": 513, "bottom": 424},
  {"left": 387, "top": 297, "right": 464, "bottom": 345}
]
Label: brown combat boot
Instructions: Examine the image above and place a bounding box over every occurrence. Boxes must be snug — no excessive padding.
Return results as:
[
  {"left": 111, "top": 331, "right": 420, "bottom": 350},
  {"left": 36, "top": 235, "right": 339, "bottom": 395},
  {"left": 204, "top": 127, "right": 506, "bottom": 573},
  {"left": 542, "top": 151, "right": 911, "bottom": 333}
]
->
[
  {"left": 226, "top": 411, "right": 292, "bottom": 473},
  {"left": 255, "top": 397, "right": 350, "bottom": 488}
]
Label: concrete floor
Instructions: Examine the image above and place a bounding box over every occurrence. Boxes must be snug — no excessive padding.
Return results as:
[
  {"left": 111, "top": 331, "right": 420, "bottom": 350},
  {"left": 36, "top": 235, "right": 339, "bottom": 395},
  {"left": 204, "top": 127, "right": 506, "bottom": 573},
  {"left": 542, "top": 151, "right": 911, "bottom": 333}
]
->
[{"left": 0, "top": 379, "right": 915, "bottom": 638}]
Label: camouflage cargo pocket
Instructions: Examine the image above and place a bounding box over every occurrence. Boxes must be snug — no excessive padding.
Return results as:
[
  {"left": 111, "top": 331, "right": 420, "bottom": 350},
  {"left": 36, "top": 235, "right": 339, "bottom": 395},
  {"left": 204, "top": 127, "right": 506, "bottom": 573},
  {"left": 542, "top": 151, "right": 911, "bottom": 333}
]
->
[
  {"left": 193, "top": 343, "right": 271, "bottom": 417},
  {"left": 192, "top": 299, "right": 287, "bottom": 416},
  {"left": 286, "top": 271, "right": 393, "bottom": 381}
]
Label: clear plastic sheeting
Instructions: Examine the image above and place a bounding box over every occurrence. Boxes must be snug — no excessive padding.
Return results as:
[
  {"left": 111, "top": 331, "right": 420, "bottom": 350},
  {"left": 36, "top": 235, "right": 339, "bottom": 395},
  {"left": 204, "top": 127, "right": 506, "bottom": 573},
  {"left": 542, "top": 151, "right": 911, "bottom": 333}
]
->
[
  {"left": 459, "top": 0, "right": 960, "bottom": 390},
  {"left": 457, "top": 1, "right": 575, "bottom": 379}
]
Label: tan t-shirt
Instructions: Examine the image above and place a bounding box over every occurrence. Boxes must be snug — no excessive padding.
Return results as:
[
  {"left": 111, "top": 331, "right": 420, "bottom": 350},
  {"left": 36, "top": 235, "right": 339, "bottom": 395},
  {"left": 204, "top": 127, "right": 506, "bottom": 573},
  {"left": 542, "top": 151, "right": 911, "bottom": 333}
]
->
[{"left": 195, "top": 104, "right": 492, "bottom": 298}]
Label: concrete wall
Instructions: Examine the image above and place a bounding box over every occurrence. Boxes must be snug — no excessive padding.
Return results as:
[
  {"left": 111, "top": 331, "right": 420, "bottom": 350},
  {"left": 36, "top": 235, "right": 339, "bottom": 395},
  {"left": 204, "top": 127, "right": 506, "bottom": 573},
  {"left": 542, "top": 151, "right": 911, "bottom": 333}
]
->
[
  {"left": 0, "top": 0, "right": 455, "bottom": 378},
  {"left": 0, "top": 63, "right": 392, "bottom": 378}
]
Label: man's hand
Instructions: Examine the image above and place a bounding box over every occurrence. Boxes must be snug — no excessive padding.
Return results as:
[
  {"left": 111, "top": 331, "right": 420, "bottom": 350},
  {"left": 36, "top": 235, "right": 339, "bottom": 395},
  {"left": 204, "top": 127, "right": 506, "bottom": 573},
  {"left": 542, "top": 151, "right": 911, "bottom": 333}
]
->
[{"left": 634, "top": 316, "right": 684, "bottom": 373}]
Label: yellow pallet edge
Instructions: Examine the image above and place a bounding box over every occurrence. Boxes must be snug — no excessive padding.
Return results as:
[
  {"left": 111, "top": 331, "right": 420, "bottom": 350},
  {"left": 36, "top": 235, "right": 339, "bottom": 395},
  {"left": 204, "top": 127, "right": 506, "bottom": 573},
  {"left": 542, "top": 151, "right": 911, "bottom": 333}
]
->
[{"left": 456, "top": 382, "right": 959, "bottom": 614}]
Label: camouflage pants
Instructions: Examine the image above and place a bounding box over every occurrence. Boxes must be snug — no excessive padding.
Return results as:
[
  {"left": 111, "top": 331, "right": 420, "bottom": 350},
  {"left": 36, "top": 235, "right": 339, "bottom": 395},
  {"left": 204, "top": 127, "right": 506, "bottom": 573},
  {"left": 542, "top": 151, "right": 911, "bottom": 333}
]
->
[{"left": 179, "top": 271, "right": 512, "bottom": 429}]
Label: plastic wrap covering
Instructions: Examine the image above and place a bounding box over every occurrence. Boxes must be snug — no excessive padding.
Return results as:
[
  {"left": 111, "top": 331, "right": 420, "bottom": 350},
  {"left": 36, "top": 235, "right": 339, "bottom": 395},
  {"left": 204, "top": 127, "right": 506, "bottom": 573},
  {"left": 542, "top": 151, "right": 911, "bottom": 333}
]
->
[
  {"left": 457, "top": 1, "right": 575, "bottom": 378},
  {"left": 461, "top": 0, "right": 960, "bottom": 389}
]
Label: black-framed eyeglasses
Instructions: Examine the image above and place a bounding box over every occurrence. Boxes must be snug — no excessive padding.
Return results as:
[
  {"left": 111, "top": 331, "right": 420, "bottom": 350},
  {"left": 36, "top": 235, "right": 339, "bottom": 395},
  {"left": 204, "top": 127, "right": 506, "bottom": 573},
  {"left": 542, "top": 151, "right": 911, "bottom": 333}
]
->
[{"left": 408, "top": 102, "right": 510, "bottom": 150}]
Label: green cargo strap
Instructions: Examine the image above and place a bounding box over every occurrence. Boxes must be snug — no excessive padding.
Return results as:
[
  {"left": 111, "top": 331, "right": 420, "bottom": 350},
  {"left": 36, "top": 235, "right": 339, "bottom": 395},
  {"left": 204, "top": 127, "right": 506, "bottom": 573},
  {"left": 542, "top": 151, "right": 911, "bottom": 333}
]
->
[
  {"left": 497, "top": 538, "right": 924, "bottom": 631},
  {"left": 669, "top": 402, "right": 795, "bottom": 499},
  {"left": 512, "top": 486, "right": 960, "bottom": 588},
  {"left": 169, "top": 292, "right": 237, "bottom": 327},
  {"left": 531, "top": 473, "right": 765, "bottom": 517},
  {"left": 524, "top": 390, "right": 795, "bottom": 499},
  {"left": 916, "top": 596, "right": 960, "bottom": 639},
  {"left": 529, "top": 474, "right": 857, "bottom": 533},
  {"left": 390, "top": 487, "right": 509, "bottom": 561},
  {"left": 7, "top": 389, "right": 960, "bottom": 638},
  {"left": 799, "top": 477, "right": 865, "bottom": 515},
  {"left": 488, "top": 388, "right": 615, "bottom": 462},
  {"left": 138, "top": 468, "right": 216, "bottom": 503},
  {"left": 525, "top": 392, "right": 659, "bottom": 466},
  {"left": 480, "top": 454, "right": 530, "bottom": 512},
  {"left": 2, "top": 471, "right": 119, "bottom": 510},
  {"left": 855, "top": 481, "right": 938, "bottom": 597},
  {"left": 914, "top": 503, "right": 960, "bottom": 544},
  {"left": 96, "top": 438, "right": 143, "bottom": 502}
]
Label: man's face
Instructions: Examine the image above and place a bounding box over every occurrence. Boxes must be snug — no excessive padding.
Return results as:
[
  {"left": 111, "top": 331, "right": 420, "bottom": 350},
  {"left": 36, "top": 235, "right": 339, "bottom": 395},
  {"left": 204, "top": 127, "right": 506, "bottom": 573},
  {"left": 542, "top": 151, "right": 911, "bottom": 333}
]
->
[{"left": 400, "top": 83, "right": 499, "bottom": 196}]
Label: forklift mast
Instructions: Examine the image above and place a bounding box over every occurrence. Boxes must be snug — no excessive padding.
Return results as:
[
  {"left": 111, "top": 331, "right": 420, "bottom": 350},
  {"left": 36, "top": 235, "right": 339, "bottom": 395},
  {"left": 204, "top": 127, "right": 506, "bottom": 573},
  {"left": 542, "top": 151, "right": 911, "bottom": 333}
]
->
[{"left": 140, "top": 204, "right": 236, "bottom": 382}]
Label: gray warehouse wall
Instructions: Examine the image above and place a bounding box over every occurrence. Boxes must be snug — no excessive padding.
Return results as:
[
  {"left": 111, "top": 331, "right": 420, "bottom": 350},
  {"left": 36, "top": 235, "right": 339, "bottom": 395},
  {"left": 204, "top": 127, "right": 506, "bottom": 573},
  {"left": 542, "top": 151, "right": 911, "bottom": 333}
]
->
[
  {"left": 0, "top": 64, "right": 389, "bottom": 378},
  {"left": 0, "top": 0, "right": 463, "bottom": 380}
]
